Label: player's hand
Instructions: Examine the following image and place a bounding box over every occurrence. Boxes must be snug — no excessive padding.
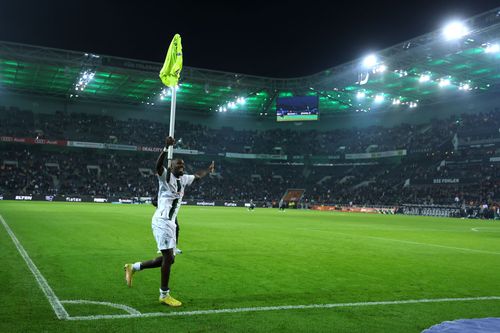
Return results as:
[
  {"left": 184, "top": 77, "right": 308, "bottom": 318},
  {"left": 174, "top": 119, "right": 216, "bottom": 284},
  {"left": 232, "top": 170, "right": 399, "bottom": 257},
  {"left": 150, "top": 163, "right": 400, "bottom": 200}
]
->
[
  {"left": 208, "top": 161, "right": 215, "bottom": 173},
  {"left": 165, "top": 136, "right": 175, "bottom": 147}
]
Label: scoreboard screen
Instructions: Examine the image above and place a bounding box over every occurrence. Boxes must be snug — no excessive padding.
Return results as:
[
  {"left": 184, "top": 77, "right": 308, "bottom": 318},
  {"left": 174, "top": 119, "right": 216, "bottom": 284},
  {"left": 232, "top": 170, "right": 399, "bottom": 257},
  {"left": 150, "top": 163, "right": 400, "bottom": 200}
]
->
[{"left": 276, "top": 96, "right": 319, "bottom": 122}]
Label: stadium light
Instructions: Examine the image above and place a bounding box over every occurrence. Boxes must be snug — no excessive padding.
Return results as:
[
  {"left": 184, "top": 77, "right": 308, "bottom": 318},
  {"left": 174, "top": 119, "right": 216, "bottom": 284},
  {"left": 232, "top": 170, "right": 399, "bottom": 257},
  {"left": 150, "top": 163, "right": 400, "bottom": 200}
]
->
[
  {"left": 373, "top": 64, "right": 387, "bottom": 73},
  {"left": 374, "top": 94, "right": 384, "bottom": 103},
  {"left": 362, "top": 54, "right": 377, "bottom": 68},
  {"left": 443, "top": 21, "right": 469, "bottom": 40},
  {"left": 356, "top": 91, "right": 366, "bottom": 99},
  {"left": 214, "top": 96, "right": 246, "bottom": 113},
  {"left": 484, "top": 43, "right": 500, "bottom": 53},
  {"left": 419, "top": 74, "right": 431, "bottom": 83},
  {"left": 75, "top": 69, "right": 95, "bottom": 92},
  {"left": 159, "top": 88, "right": 169, "bottom": 100},
  {"left": 395, "top": 69, "right": 408, "bottom": 77},
  {"left": 459, "top": 82, "right": 471, "bottom": 91},
  {"left": 439, "top": 78, "right": 451, "bottom": 87}
]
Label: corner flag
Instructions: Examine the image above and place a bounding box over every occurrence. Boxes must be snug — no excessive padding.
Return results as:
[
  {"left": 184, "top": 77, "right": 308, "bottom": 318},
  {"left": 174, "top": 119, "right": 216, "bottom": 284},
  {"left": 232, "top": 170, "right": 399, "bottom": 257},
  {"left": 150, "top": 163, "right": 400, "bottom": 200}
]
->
[
  {"left": 159, "top": 34, "right": 183, "bottom": 87},
  {"left": 160, "top": 34, "right": 183, "bottom": 167}
]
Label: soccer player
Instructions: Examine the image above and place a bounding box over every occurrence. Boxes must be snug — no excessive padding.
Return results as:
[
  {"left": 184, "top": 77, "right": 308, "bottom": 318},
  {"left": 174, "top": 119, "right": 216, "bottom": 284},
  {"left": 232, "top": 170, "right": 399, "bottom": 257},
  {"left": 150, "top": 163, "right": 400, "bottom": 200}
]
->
[
  {"left": 124, "top": 136, "right": 214, "bottom": 307},
  {"left": 279, "top": 198, "right": 285, "bottom": 212},
  {"left": 248, "top": 199, "right": 255, "bottom": 211}
]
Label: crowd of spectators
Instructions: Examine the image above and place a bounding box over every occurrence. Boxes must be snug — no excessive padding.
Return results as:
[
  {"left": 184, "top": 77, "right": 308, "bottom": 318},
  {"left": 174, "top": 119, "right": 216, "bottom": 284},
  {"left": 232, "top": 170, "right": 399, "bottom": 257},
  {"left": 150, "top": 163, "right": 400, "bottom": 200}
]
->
[
  {"left": 0, "top": 106, "right": 462, "bottom": 155},
  {"left": 1, "top": 105, "right": 499, "bottom": 212}
]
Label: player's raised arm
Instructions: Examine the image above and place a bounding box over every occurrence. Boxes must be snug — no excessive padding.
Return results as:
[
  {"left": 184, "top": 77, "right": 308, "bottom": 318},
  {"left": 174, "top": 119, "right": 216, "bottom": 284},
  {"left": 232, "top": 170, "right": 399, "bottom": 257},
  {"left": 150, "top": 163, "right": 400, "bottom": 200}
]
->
[
  {"left": 194, "top": 161, "right": 215, "bottom": 180},
  {"left": 156, "top": 136, "right": 175, "bottom": 176}
]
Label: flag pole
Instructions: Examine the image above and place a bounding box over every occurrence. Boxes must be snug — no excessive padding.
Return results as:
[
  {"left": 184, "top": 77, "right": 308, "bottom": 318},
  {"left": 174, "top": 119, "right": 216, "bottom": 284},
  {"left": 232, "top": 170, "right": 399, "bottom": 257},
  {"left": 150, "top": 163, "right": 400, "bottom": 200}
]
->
[
  {"left": 167, "top": 85, "right": 177, "bottom": 168},
  {"left": 159, "top": 33, "right": 182, "bottom": 168}
]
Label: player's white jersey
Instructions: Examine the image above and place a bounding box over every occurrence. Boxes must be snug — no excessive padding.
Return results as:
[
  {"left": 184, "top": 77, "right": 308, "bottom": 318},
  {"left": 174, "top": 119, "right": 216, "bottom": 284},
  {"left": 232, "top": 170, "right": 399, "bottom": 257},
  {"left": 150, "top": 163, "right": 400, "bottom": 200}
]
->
[{"left": 153, "top": 166, "right": 195, "bottom": 223}]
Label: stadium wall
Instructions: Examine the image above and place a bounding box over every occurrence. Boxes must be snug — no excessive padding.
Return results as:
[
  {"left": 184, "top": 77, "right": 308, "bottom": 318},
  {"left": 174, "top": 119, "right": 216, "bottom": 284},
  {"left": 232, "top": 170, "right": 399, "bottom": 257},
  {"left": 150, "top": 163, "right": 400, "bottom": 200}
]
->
[{"left": 1, "top": 91, "right": 498, "bottom": 132}]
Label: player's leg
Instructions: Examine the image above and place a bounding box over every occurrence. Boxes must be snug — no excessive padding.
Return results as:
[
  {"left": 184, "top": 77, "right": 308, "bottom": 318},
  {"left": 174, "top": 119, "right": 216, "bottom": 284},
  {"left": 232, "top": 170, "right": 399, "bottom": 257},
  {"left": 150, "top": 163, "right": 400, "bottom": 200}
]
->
[
  {"left": 175, "top": 218, "right": 179, "bottom": 243},
  {"left": 160, "top": 249, "right": 174, "bottom": 292},
  {"left": 155, "top": 220, "right": 182, "bottom": 306},
  {"left": 124, "top": 256, "right": 162, "bottom": 287},
  {"left": 175, "top": 218, "right": 182, "bottom": 254},
  {"left": 139, "top": 256, "right": 163, "bottom": 268},
  {"left": 158, "top": 248, "right": 181, "bottom": 307},
  {"left": 125, "top": 218, "right": 173, "bottom": 288}
]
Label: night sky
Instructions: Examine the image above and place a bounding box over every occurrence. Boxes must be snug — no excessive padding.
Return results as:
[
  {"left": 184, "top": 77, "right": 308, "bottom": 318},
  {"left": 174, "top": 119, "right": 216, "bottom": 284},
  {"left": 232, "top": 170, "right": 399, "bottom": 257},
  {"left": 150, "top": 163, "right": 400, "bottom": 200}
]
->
[{"left": 0, "top": 1, "right": 498, "bottom": 77}]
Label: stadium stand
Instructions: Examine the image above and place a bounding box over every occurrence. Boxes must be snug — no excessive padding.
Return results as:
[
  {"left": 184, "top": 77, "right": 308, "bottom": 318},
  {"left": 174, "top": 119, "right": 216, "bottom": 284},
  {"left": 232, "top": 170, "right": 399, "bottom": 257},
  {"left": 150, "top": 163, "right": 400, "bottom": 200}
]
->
[{"left": 1, "top": 105, "right": 498, "bottom": 218}]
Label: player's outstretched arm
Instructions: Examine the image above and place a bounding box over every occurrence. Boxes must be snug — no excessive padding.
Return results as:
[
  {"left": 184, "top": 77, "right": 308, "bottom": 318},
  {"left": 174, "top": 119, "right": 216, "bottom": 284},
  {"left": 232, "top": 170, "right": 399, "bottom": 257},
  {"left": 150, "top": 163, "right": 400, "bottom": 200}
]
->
[
  {"left": 156, "top": 136, "right": 175, "bottom": 176},
  {"left": 194, "top": 161, "right": 215, "bottom": 180}
]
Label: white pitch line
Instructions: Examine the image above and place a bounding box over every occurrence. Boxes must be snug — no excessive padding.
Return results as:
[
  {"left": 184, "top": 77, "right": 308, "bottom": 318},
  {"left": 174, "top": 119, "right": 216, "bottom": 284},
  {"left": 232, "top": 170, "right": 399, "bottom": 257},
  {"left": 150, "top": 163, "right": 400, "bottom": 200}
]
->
[
  {"left": 66, "top": 296, "right": 500, "bottom": 321},
  {"left": 360, "top": 234, "right": 500, "bottom": 255},
  {"left": 0, "top": 214, "right": 69, "bottom": 320},
  {"left": 61, "top": 300, "right": 141, "bottom": 315},
  {"left": 471, "top": 227, "right": 500, "bottom": 233},
  {"left": 303, "top": 228, "right": 500, "bottom": 256}
]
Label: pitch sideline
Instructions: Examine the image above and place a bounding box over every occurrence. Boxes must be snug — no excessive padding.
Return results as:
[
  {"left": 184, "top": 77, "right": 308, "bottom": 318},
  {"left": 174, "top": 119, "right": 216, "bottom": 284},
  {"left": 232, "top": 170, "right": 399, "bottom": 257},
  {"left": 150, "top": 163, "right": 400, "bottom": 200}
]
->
[
  {"left": 66, "top": 296, "right": 500, "bottom": 321},
  {"left": 0, "top": 214, "right": 70, "bottom": 320}
]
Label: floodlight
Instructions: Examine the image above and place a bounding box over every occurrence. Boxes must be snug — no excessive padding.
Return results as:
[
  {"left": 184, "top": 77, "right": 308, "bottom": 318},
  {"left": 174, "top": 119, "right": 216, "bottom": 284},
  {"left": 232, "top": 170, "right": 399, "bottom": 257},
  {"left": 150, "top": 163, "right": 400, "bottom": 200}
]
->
[
  {"left": 374, "top": 64, "right": 387, "bottom": 73},
  {"left": 363, "top": 54, "right": 377, "bottom": 68},
  {"left": 485, "top": 43, "right": 500, "bottom": 53},
  {"left": 374, "top": 94, "right": 384, "bottom": 103},
  {"left": 443, "top": 21, "right": 469, "bottom": 40},
  {"left": 439, "top": 78, "right": 451, "bottom": 87},
  {"left": 395, "top": 70, "right": 408, "bottom": 77},
  {"left": 459, "top": 83, "right": 471, "bottom": 91},
  {"left": 419, "top": 74, "right": 431, "bottom": 83},
  {"left": 75, "top": 69, "right": 95, "bottom": 92}
]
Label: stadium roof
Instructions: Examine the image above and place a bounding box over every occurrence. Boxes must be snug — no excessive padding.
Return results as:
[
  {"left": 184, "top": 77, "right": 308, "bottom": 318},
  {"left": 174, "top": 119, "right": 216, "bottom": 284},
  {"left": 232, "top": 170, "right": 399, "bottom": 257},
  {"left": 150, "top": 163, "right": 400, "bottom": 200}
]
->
[{"left": 0, "top": 7, "right": 499, "bottom": 116}]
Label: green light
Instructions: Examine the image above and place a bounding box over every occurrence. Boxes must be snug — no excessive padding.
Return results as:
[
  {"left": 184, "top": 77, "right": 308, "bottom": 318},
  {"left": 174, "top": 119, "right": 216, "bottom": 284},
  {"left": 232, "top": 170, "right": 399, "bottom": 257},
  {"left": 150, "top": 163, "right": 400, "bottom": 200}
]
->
[
  {"left": 471, "top": 68, "right": 490, "bottom": 75},
  {"left": 429, "top": 59, "right": 446, "bottom": 66},
  {"left": 461, "top": 48, "right": 484, "bottom": 55},
  {"left": 452, "top": 64, "right": 470, "bottom": 70}
]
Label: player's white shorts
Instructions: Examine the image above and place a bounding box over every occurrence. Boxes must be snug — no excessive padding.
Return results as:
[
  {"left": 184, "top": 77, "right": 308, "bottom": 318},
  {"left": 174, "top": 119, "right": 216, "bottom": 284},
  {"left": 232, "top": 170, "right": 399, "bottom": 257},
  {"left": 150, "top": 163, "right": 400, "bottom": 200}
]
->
[{"left": 152, "top": 217, "right": 176, "bottom": 251}]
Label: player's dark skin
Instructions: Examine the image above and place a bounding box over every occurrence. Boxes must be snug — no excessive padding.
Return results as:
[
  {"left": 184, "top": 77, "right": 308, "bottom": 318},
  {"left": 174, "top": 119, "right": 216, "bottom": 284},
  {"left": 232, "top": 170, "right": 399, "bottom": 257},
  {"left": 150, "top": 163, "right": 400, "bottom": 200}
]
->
[{"left": 140, "top": 136, "right": 215, "bottom": 291}]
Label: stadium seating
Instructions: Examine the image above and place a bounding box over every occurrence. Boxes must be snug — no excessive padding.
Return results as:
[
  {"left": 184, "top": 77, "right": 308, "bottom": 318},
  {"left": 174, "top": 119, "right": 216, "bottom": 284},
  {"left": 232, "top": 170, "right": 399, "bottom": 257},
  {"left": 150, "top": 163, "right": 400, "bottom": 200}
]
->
[{"left": 1, "top": 105, "right": 499, "bottom": 215}]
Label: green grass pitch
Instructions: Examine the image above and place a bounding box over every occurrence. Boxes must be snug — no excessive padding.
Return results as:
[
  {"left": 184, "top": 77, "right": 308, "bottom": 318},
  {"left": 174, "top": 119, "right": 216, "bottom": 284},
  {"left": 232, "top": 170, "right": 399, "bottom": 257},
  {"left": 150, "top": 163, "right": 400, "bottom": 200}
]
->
[{"left": 1, "top": 201, "right": 499, "bottom": 332}]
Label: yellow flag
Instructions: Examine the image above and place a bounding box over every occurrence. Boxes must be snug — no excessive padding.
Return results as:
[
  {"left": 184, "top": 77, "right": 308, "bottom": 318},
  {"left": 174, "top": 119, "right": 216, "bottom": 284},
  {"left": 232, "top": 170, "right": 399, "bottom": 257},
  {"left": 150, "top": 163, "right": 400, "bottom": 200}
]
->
[{"left": 159, "top": 34, "right": 183, "bottom": 87}]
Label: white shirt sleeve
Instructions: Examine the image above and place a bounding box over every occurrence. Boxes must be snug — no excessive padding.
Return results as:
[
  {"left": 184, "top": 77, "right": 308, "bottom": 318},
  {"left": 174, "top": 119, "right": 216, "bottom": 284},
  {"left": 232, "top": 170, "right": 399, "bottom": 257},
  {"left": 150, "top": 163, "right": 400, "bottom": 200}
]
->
[
  {"left": 183, "top": 174, "right": 196, "bottom": 187},
  {"left": 157, "top": 167, "right": 168, "bottom": 181}
]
